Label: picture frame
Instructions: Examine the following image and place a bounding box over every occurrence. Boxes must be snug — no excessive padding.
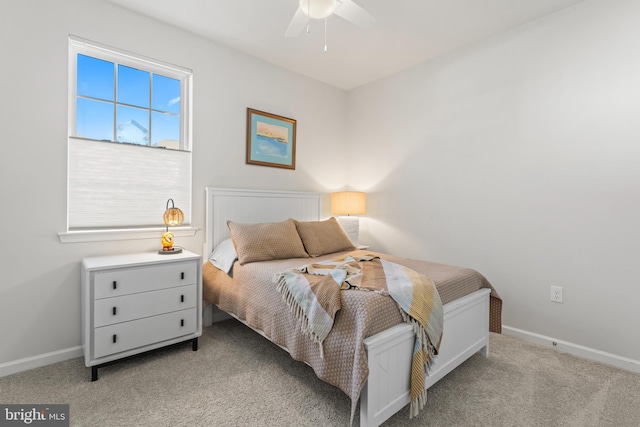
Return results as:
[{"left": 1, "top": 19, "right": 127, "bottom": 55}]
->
[{"left": 246, "top": 108, "right": 296, "bottom": 170}]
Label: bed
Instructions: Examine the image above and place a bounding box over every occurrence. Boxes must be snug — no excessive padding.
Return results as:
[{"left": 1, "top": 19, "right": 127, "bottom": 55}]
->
[{"left": 202, "top": 187, "right": 501, "bottom": 427}]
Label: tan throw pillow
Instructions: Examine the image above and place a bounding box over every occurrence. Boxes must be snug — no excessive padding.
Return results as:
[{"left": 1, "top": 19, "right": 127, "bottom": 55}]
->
[
  {"left": 228, "top": 219, "right": 309, "bottom": 265},
  {"left": 293, "top": 217, "right": 356, "bottom": 257}
]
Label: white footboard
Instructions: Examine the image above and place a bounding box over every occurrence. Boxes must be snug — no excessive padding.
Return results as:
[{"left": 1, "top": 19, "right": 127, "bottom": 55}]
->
[{"left": 361, "top": 288, "right": 491, "bottom": 427}]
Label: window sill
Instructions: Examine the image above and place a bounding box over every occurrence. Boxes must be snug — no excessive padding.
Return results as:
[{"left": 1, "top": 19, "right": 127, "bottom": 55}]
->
[{"left": 58, "top": 227, "right": 198, "bottom": 243}]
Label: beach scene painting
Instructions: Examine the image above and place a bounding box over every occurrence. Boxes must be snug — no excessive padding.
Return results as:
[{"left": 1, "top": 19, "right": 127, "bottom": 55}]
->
[
  {"left": 256, "top": 121, "right": 288, "bottom": 157},
  {"left": 246, "top": 108, "right": 296, "bottom": 169}
]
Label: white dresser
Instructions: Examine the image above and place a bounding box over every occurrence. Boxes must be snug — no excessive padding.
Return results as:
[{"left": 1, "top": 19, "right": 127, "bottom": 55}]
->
[{"left": 81, "top": 250, "right": 202, "bottom": 381}]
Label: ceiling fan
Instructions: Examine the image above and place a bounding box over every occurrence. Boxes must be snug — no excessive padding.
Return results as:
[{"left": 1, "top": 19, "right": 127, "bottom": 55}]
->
[{"left": 285, "top": 0, "right": 376, "bottom": 46}]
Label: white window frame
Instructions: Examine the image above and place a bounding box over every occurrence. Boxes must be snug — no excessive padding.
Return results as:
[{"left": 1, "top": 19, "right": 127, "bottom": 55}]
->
[{"left": 60, "top": 36, "right": 196, "bottom": 243}]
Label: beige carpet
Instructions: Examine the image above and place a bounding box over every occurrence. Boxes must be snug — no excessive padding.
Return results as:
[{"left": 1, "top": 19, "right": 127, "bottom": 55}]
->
[{"left": 1, "top": 319, "right": 639, "bottom": 426}]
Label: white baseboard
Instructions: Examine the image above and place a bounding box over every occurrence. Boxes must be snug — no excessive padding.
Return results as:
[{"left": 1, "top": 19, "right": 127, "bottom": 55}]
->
[
  {"left": 2, "top": 305, "right": 230, "bottom": 379},
  {"left": 502, "top": 325, "right": 640, "bottom": 374},
  {"left": 0, "top": 346, "right": 83, "bottom": 378},
  {"left": 5, "top": 325, "right": 637, "bottom": 379}
]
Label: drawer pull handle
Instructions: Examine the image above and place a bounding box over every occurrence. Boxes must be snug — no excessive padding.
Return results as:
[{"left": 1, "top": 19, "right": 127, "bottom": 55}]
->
[
  {"left": 181, "top": 272, "right": 185, "bottom": 280},
  {"left": 112, "top": 281, "right": 117, "bottom": 290},
  {"left": 181, "top": 319, "right": 184, "bottom": 327},
  {"left": 112, "top": 334, "right": 117, "bottom": 343},
  {"left": 180, "top": 295, "right": 184, "bottom": 303},
  {"left": 112, "top": 307, "right": 117, "bottom": 316}
]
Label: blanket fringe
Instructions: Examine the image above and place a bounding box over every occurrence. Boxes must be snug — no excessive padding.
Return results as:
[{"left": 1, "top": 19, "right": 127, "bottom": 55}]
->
[
  {"left": 400, "top": 311, "right": 438, "bottom": 370},
  {"left": 400, "top": 309, "right": 438, "bottom": 419},
  {"left": 410, "top": 387, "right": 429, "bottom": 419},
  {"left": 275, "top": 275, "right": 327, "bottom": 358}
]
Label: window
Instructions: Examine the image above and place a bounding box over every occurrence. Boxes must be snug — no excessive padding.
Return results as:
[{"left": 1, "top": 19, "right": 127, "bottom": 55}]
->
[{"left": 64, "top": 36, "right": 193, "bottom": 240}]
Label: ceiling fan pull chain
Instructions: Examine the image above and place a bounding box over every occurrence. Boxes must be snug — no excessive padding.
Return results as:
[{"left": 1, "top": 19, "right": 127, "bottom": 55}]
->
[{"left": 324, "top": 17, "right": 328, "bottom": 52}]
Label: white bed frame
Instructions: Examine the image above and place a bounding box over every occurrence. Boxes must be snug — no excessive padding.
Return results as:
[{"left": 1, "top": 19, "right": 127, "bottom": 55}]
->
[{"left": 203, "top": 187, "right": 491, "bottom": 427}]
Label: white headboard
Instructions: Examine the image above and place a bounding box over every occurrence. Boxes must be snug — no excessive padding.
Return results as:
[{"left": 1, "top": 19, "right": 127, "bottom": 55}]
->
[{"left": 204, "top": 187, "right": 321, "bottom": 257}]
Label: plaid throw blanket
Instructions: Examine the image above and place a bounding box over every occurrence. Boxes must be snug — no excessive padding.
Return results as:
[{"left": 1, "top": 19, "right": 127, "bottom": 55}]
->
[{"left": 273, "top": 253, "right": 443, "bottom": 418}]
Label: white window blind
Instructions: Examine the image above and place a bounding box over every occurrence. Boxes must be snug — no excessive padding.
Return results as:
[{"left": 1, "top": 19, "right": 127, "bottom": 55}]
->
[
  {"left": 68, "top": 139, "right": 191, "bottom": 229},
  {"left": 67, "top": 36, "right": 192, "bottom": 233}
]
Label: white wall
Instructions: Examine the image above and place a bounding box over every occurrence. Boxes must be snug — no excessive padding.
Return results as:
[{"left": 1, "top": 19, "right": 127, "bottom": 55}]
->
[
  {"left": 3, "top": 0, "right": 639, "bottom": 374},
  {"left": 0, "top": 0, "right": 347, "bottom": 369},
  {"left": 347, "top": 0, "right": 640, "bottom": 362}
]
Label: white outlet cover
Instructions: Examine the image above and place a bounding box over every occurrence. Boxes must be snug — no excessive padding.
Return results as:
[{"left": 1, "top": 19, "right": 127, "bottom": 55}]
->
[{"left": 550, "top": 286, "right": 563, "bottom": 303}]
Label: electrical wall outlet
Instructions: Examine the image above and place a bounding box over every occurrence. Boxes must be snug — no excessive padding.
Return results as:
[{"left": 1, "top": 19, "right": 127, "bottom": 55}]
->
[{"left": 550, "top": 286, "right": 563, "bottom": 303}]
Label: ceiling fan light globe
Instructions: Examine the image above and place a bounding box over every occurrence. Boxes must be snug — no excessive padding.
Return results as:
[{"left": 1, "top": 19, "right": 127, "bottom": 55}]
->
[{"left": 300, "top": 0, "right": 337, "bottom": 19}]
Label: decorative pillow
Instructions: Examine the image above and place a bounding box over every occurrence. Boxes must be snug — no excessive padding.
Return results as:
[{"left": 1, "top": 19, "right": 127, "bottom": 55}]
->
[
  {"left": 208, "top": 238, "right": 238, "bottom": 273},
  {"left": 228, "top": 219, "right": 309, "bottom": 265},
  {"left": 293, "top": 217, "right": 356, "bottom": 257}
]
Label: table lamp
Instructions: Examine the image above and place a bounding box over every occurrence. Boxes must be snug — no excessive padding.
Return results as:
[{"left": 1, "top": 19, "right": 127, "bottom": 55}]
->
[
  {"left": 331, "top": 191, "right": 366, "bottom": 246},
  {"left": 159, "top": 198, "right": 184, "bottom": 254}
]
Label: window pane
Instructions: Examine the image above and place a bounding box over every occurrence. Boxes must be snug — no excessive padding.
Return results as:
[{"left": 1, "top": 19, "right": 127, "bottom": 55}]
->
[
  {"left": 117, "top": 65, "right": 150, "bottom": 108},
  {"left": 152, "top": 112, "right": 180, "bottom": 148},
  {"left": 77, "top": 54, "right": 114, "bottom": 101},
  {"left": 76, "top": 98, "right": 114, "bottom": 141},
  {"left": 116, "top": 105, "right": 149, "bottom": 145},
  {"left": 152, "top": 74, "right": 180, "bottom": 114}
]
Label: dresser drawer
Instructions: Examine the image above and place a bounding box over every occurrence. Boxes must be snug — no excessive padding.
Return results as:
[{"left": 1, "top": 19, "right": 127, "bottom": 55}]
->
[
  {"left": 93, "top": 308, "right": 197, "bottom": 358},
  {"left": 94, "top": 261, "right": 197, "bottom": 299},
  {"left": 93, "top": 284, "right": 197, "bottom": 328}
]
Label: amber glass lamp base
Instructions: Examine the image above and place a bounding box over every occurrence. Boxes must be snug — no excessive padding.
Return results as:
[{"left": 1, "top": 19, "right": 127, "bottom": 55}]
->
[{"left": 158, "top": 247, "right": 182, "bottom": 255}]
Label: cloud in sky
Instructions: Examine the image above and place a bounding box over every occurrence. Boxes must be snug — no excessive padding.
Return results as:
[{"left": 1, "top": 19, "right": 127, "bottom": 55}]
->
[{"left": 168, "top": 96, "right": 180, "bottom": 107}]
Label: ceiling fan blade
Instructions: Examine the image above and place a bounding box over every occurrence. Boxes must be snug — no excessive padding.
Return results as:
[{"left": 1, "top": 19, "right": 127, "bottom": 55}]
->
[
  {"left": 285, "top": 7, "right": 309, "bottom": 37},
  {"left": 334, "top": 0, "right": 376, "bottom": 28}
]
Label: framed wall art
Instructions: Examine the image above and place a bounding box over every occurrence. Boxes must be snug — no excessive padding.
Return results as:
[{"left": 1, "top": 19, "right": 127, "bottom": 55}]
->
[{"left": 246, "top": 108, "right": 296, "bottom": 170}]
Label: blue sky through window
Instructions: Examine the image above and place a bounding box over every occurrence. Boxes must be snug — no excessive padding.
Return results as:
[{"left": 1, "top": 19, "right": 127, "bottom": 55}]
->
[
  {"left": 75, "top": 54, "right": 181, "bottom": 147},
  {"left": 153, "top": 74, "right": 180, "bottom": 114},
  {"left": 117, "top": 105, "right": 149, "bottom": 145},
  {"left": 117, "top": 65, "right": 150, "bottom": 108},
  {"left": 77, "top": 54, "right": 114, "bottom": 101},
  {"left": 76, "top": 98, "right": 113, "bottom": 141},
  {"left": 152, "top": 112, "right": 180, "bottom": 145}
]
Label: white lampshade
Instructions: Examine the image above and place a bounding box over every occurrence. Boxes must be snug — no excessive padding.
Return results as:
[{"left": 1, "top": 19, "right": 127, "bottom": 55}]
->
[
  {"left": 332, "top": 191, "right": 366, "bottom": 246},
  {"left": 331, "top": 191, "right": 366, "bottom": 216},
  {"left": 300, "top": 0, "right": 337, "bottom": 19}
]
